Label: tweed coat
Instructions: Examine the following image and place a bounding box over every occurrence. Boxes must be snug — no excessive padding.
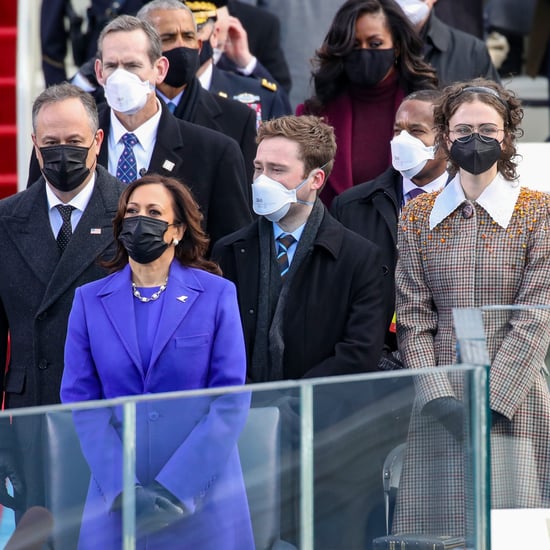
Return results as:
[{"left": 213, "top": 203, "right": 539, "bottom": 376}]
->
[
  {"left": 0, "top": 167, "right": 125, "bottom": 510},
  {"left": 393, "top": 175, "right": 550, "bottom": 536}
]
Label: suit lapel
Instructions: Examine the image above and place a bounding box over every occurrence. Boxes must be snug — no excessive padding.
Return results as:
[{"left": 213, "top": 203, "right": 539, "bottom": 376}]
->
[
  {"left": 101, "top": 264, "right": 143, "bottom": 371},
  {"left": 2, "top": 181, "right": 59, "bottom": 286},
  {"left": 147, "top": 263, "right": 203, "bottom": 372},
  {"left": 98, "top": 106, "right": 110, "bottom": 169},
  {"left": 148, "top": 105, "right": 186, "bottom": 178}
]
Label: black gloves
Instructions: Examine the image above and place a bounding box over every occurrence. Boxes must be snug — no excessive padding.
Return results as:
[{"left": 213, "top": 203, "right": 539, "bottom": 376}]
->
[
  {"left": 135, "top": 483, "right": 187, "bottom": 537},
  {"left": 0, "top": 450, "right": 25, "bottom": 510},
  {"left": 422, "top": 397, "right": 465, "bottom": 442}
]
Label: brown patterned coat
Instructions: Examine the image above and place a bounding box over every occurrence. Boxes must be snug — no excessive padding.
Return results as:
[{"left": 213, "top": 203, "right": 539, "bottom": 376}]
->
[{"left": 393, "top": 183, "right": 550, "bottom": 536}]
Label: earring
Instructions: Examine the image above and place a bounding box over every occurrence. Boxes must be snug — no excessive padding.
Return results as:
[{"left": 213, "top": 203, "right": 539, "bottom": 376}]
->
[{"left": 173, "top": 238, "right": 179, "bottom": 246}]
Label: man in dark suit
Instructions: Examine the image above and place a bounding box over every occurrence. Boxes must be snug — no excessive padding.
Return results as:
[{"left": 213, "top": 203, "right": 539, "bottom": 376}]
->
[
  {"left": 396, "top": 0, "right": 500, "bottom": 86},
  {"left": 0, "top": 83, "right": 125, "bottom": 514},
  {"left": 137, "top": 0, "right": 257, "bottom": 188},
  {"left": 91, "top": 14, "right": 251, "bottom": 246},
  {"left": 212, "top": 114, "right": 385, "bottom": 548},
  {"left": 331, "top": 89, "right": 448, "bottom": 352}
]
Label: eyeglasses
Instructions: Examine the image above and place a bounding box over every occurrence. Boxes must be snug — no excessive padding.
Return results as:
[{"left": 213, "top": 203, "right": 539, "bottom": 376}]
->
[{"left": 449, "top": 124, "right": 504, "bottom": 143}]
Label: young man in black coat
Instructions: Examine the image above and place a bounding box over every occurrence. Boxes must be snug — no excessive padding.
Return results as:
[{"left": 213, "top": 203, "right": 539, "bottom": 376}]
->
[{"left": 212, "top": 115, "right": 386, "bottom": 548}]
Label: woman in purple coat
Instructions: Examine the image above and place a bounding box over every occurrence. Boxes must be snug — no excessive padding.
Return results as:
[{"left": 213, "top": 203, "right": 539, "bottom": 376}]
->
[{"left": 61, "top": 175, "right": 254, "bottom": 549}]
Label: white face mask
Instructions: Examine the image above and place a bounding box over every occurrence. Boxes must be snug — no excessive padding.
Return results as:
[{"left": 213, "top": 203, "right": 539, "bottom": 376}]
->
[
  {"left": 391, "top": 130, "right": 435, "bottom": 180},
  {"left": 103, "top": 68, "right": 153, "bottom": 115},
  {"left": 252, "top": 173, "right": 314, "bottom": 223},
  {"left": 395, "top": 0, "right": 430, "bottom": 27}
]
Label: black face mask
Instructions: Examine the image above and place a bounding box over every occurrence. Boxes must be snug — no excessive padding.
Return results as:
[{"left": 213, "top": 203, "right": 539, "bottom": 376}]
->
[
  {"left": 343, "top": 48, "right": 395, "bottom": 87},
  {"left": 119, "top": 215, "right": 170, "bottom": 264},
  {"left": 199, "top": 39, "right": 213, "bottom": 66},
  {"left": 163, "top": 47, "right": 200, "bottom": 88},
  {"left": 450, "top": 134, "right": 502, "bottom": 175},
  {"left": 39, "top": 143, "right": 93, "bottom": 192}
]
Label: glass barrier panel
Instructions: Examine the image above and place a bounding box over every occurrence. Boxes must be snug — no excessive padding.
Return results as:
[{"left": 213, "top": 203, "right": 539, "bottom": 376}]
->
[
  {"left": 454, "top": 305, "right": 550, "bottom": 550},
  {"left": 0, "top": 367, "right": 488, "bottom": 550}
]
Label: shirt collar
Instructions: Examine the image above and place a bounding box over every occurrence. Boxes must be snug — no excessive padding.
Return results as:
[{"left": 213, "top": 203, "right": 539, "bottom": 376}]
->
[
  {"left": 273, "top": 221, "right": 306, "bottom": 243},
  {"left": 402, "top": 170, "right": 448, "bottom": 196},
  {"left": 429, "top": 173, "right": 520, "bottom": 230},
  {"left": 110, "top": 98, "right": 163, "bottom": 152},
  {"left": 157, "top": 88, "right": 184, "bottom": 107},
  {"left": 45, "top": 171, "right": 96, "bottom": 211},
  {"left": 198, "top": 62, "right": 213, "bottom": 90}
]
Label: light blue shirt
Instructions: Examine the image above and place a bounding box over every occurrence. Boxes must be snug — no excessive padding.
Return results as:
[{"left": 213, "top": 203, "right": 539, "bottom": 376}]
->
[{"left": 272, "top": 221, "right": 306, "bottom": 266}]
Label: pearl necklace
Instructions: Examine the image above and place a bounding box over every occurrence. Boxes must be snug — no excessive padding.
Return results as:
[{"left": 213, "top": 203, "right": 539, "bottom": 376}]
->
[{"left": 132, "top": 278, "right": 168, "bottom": 303}]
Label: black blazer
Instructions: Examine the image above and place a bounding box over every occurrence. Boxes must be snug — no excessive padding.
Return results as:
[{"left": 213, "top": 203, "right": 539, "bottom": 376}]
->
[
  {"left": 212, "top": 210, "right": 385, "bottom": 381},
  {"left": 226, "top": 0, "right": 292, "bottom": 93},
  {"left": 171, "top": 81, "right": 257, "bottom": 188}
]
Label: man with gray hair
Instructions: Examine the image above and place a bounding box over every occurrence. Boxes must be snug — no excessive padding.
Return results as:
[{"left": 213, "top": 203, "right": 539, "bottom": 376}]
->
[{"left": 0, "top": 82, "right": 124, "bottom": 516}]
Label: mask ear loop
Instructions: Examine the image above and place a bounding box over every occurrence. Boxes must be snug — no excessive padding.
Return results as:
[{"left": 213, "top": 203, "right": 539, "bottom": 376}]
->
[{"left": 295, "top": 162, "right": 330, "bottom": 206}]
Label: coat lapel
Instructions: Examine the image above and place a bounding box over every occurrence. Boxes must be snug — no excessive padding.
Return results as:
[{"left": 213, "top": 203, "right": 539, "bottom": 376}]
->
[
  {"left": 2, "top": 182, "right": 59, "bottom": 286},
  {"left": 147, "top": 262, "right": 203, "bottom": 372},
  {"left": 39, "top": 171, "right": 120, "bottom": 313},
  {"left": 100, "top": 264, "right": 143, "bottom": 371}
]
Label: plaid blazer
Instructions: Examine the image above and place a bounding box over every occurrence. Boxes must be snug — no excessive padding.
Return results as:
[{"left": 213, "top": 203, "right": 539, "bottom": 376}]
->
[{"left": 393, "top": 186, "right": 550, "bottom": 536}]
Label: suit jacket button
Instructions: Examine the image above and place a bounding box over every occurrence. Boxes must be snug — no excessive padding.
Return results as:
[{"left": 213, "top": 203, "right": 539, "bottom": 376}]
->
[
  {"left": 38, "top": 359, "right": 48, "bottom": 370},
  {"left": 248, "top": 309, "right": 255, "bottom": 315},
  {"left": 240, "top": 248, "right": 246, "bottom": 254},
  {"left": 148, "top": 411, "right": 159, "bottom": 421}
]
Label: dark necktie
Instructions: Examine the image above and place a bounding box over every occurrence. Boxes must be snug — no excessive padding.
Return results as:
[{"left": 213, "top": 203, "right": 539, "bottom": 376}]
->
[
  {"left": 116, "top": 132, "right": 138, "bottom": 184},
  {"left": 405, "top": 187, "right": 425, "bottom": 203},
  {"left": 276, "top": 234, "right": 296, "bottom": 278},
  {"left": 56, "top": 204, "right": 76, "bottom": 253}
]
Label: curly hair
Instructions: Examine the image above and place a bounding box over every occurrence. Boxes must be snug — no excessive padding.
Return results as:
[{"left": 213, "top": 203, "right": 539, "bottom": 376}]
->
[
  {"left": 257, "top": 115, "right": 337, "bottom": 178},
  {"left": 103, "top": 174, "right": 221, "bottom": 275},
  {"left": 304, "top": 0, "right": 437, "bottom": 114},
  {"left": 434, "top": 78, "right": 524, "bottom": 181}
]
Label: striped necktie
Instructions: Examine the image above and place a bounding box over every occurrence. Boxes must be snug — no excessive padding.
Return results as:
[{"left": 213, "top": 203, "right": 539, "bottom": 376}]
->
[
  {"left": 405, "top": 187, "right": 425, "bottom": 203},
  {"left": 276, "top": 234, "right": 296, "bottom": 278}
]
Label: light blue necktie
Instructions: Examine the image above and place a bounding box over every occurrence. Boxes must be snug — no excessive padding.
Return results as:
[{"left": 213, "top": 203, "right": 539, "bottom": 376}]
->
[
  {"left": 116, "top": 132, "right": 138, "bottom": 184},
  {"left": 167, "top": 102, "right": 177, "bottom": 113}
]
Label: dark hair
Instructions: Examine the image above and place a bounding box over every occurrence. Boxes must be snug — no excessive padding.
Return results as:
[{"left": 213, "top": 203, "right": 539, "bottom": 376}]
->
[
  {"left": 434, "top": 78, "right": 523, "bottom": 181},
  {"left": 305, "top": 0, "right": 437, "bottom": 113},
  {"left": 103, "top": 174, "right": 221, "bottom": 275},
  {"left": 32, "top": 83, "right": 99, "bottom": 134},
  {"left": 257, "top": 115, "right": 337, "bottom": 178}
]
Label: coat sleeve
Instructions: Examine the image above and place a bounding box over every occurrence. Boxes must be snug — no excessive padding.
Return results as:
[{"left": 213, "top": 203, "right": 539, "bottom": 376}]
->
[
  {"left": 0, "top": 296, "right": 14, "bottom": 450},
  {"left": 154, "top": 282, "right": 251, "bottom": 508},
  {"left": 302, "top": 240, "right": 386, "bottom": 378},
  {"left": 395, "top": 203, "right": 455, "bottom": 408},
  {"left": 489, "top": 202, "right": 550, "bottom": 419}
]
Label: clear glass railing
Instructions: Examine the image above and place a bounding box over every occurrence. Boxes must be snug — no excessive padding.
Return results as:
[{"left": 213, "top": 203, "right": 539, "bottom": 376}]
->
[
  {"left": 454, "top": 306, "right": 550, "bottom": 550},
  {"left": 0, "top": 364, "right": 490, "bottom": 550}
]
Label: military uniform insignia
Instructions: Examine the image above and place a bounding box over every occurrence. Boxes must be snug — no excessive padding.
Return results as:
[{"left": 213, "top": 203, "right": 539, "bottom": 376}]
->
[
  {"left": 232, "top": 93, "right": 261, "bottom": 104},
  {"left": 217, "top": 91, "right": 228, "bottom": 98},
  {"left": 261, "top": 78, "right": 277, "bottom": 92}
]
